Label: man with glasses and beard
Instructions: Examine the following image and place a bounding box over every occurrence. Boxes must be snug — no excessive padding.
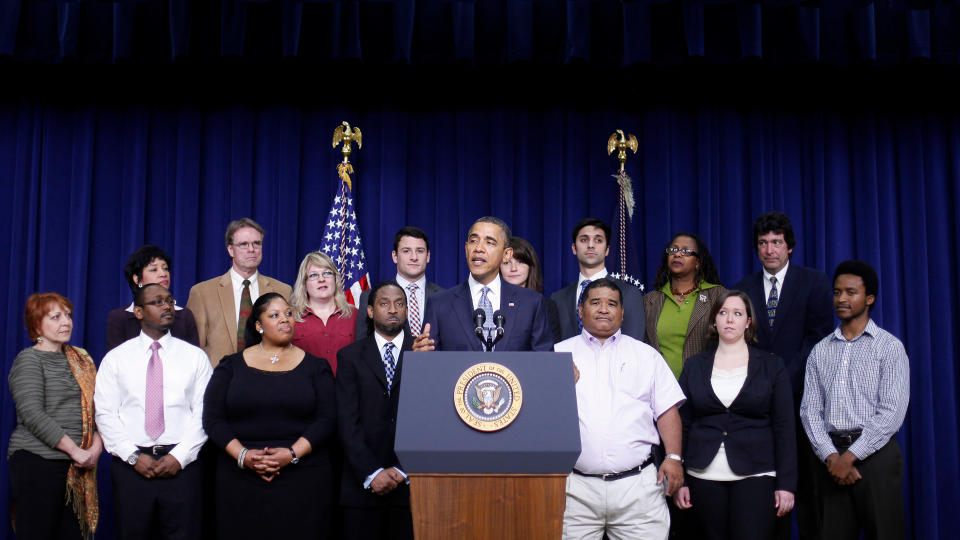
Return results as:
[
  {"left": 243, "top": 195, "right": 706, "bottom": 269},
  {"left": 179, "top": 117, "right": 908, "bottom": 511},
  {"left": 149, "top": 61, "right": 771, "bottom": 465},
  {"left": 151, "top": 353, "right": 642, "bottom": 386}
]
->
[{"left": 95, "top": 284, "right": 212, "bottom": 540}]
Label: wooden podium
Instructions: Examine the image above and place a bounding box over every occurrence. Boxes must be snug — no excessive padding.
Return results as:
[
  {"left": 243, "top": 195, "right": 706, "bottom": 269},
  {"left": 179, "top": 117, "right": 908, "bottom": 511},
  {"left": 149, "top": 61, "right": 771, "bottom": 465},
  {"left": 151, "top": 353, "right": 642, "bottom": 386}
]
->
[
  {"left": 410, "top": 474, "right": 567, "bottom": 539},
  {"left": 395, "top": 352, "right": 580, "bottom": 540}
]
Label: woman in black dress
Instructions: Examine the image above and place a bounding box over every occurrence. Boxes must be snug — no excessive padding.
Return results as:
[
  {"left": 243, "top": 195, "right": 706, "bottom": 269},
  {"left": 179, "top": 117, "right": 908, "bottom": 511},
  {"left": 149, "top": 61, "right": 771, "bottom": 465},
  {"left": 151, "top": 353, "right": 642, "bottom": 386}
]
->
[{"left": 203, "top": 292, "right": 337, "bottom": 539}]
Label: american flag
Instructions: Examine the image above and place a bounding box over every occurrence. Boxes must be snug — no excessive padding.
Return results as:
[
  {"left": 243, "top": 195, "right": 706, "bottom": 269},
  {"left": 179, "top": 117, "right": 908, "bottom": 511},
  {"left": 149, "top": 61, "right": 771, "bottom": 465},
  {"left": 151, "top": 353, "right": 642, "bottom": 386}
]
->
[{"left": 319, "top": 178, "right": 370, "bottom": 307}]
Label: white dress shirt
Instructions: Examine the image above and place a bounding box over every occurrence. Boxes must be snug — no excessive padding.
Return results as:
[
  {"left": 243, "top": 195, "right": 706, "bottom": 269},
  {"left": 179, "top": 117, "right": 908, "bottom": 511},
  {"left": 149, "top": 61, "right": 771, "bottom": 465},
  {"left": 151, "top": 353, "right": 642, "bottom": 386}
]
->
[
  {"left": 230, "top": 268, "right": 260, "bottom": 324},
  {"left": 575, "top": 268, "right": 608, "bottom": 311},
  {"left": 555, "top": 330, "right": 685, "bottom": 474},
  {"left": 95, "top": 331, "right": 213, "bottom": 467},
  {"left": 468, "top": 274, "right": 501, "bottom": 311},
  {"left": 763, "top": 261, "right": 789, "bottom": 303},
  {"left": 396, "top": 274, "right": 426, "bottom": 312}
]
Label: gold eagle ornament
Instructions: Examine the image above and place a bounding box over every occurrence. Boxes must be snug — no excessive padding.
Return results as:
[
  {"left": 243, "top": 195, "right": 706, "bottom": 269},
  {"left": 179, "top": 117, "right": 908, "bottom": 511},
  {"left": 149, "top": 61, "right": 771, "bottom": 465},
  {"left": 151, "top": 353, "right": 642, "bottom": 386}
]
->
[
  {"left": 607, "top": 129, "right": 638, "bottom": 173},
  {"left": 332, "top": 122, "right": 362, "bottom": 190}
]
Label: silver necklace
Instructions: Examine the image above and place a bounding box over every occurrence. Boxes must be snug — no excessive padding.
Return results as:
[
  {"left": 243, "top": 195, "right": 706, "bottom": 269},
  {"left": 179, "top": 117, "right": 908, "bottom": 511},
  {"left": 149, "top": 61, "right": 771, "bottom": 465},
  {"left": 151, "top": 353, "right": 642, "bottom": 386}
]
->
[{"left": 259, "top": 343, "right": 289, "bottom": 364}]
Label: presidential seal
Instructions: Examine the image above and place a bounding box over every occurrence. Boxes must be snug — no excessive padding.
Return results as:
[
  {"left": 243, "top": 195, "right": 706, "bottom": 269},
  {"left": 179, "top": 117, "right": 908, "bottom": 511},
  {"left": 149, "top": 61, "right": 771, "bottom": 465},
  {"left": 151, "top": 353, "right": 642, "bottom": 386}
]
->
[{"left": 454, "top": 363, "right": 523, "bottom": 432}]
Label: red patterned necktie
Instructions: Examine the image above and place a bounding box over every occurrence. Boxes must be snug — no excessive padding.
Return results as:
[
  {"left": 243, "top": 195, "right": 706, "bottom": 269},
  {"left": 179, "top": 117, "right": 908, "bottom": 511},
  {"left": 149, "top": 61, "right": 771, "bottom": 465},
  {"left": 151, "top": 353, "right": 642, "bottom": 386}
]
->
[
  {"left": 144, "top": 341, "right": 165, "bottom": 439},
  {"left": 407, "top": 283, "right": 421, "bottom": 336},
  {"left": 237, "top": 279, "right": 252, "bottom": 350}
]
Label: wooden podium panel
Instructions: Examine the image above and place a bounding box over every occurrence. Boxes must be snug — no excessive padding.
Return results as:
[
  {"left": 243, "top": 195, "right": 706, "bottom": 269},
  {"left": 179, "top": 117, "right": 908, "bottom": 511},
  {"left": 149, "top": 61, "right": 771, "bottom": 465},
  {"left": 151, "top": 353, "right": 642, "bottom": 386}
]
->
[{"left": 410, "top": 474, "right": 567, "bottom": 540}]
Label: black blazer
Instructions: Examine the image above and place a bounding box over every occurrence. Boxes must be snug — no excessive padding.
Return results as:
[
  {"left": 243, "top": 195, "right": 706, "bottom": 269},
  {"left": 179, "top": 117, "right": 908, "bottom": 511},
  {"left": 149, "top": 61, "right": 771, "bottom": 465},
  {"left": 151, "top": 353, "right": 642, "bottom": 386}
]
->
[
  {"left": 423, "top": 280, "right": 553, "bottom": 352},
  {"left": 336, "top": 333, "right": 415, "bottom": 508},
  {"left": 678, "top": 346, "right": 797, "bottom": 492},
  {"left": 550, "top": 276, "right": 646, "bottom": 341},
  {"left": 733, "top": 264, "right": 833, "bottom": 409},
  {"left": 105, "top": 305, "right": 200, "bottom": 352},
  {"left": 354, "top": 281, "right": 445, "bottom": 341}
]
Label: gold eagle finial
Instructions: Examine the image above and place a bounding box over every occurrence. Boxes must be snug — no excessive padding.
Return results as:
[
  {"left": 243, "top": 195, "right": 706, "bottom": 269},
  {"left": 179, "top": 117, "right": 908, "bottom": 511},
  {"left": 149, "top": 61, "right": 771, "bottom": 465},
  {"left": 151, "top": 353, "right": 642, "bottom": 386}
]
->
[
  {"left": 332, "top": 122, "right": 362, "bottom": 190},
  {"left": 607, "top": 129, "right": 638, "bottom": 173}
]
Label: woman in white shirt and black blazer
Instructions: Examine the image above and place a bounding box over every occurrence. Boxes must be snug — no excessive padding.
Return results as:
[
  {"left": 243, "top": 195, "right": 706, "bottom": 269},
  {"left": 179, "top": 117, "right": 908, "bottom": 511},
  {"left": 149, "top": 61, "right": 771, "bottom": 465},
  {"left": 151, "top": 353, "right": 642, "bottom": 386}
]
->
[{"left": 674, "top": 290, "right": 797, "bottom": 540}]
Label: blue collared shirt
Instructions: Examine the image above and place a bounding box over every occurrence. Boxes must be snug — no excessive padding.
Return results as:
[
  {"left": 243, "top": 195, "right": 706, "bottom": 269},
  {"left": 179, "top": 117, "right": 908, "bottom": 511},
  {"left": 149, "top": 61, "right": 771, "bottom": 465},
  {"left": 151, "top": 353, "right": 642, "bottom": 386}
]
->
[{"left": 800, "top": 319, "right": 910, "bottom": 461}]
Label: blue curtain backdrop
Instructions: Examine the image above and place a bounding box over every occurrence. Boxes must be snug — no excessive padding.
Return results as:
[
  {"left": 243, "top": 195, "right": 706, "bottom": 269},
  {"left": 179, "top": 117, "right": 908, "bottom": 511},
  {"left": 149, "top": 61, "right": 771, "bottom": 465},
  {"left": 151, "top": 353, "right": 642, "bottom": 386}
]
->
[{"left": 1, "top": 71, "right": 959, "bottom": 537}]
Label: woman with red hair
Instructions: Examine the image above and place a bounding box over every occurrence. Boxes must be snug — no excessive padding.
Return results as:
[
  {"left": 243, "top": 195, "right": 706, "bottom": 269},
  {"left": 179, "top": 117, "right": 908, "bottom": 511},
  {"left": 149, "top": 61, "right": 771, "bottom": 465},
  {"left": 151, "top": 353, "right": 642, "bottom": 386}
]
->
[{"left": 7, "top": 292, "right": 101, "bottom": 539}]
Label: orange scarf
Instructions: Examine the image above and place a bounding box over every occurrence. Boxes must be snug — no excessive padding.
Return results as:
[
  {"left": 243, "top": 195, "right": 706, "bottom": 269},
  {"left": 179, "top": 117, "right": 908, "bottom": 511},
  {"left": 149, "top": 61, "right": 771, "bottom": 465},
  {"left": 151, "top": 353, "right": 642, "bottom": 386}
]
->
[{"left": 64, "top": 346, "right": 99, "bottom": 539}]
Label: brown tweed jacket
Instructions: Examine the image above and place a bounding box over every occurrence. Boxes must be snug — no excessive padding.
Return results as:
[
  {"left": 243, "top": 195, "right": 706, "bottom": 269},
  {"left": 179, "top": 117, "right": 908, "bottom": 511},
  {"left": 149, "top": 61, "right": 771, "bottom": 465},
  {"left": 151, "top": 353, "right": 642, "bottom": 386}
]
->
[{"left": 643, "top": 285, "right": 727, "bottom": 366}]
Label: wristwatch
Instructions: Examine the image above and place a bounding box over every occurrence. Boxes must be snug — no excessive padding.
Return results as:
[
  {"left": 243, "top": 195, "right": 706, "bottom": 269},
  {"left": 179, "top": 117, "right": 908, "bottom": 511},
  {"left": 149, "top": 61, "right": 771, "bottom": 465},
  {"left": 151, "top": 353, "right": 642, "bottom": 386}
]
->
[
  {"left": 288, "top": 447, "right": 300, "bottom": 465},
  {"left": 127, "top": 451, "right": 141, "bottom": 466},
  {"left": 665, "top": 453, "right": 684, "bottom": 463}
]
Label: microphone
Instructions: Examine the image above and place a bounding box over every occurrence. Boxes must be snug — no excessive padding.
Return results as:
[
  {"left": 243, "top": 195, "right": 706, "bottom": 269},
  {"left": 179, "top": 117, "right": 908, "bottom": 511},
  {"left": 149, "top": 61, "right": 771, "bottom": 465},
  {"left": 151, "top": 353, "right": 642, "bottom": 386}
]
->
[
  {"left": 492, "top": 310, "right": 506, "bottom": 347},
  {"left": 473, "top": 308, "right": 487, "bottom": 345}
]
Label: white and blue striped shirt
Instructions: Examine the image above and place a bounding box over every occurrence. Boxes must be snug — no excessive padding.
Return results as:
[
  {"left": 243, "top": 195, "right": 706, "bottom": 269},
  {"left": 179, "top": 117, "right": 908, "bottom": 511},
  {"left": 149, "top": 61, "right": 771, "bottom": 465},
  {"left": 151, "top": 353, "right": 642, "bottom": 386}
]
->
[{"left": 800, "top": 319, "right": 910, "bottom": 461}]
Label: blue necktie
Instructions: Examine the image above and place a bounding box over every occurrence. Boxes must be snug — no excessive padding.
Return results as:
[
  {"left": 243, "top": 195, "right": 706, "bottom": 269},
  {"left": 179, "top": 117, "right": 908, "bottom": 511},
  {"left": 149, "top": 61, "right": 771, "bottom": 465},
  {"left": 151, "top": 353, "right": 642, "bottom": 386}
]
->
[
  {"left": 767, "top": 276, "right": 779, "bottom": 327},
  {"left": 577, "top": 279, "right": 592, "bottom": 331},
  {"left": 479, "top": 286, "right": 495, "bottom": 347},
  {"left": 382, "top": 343, "right": 397, "bottom": 390}
]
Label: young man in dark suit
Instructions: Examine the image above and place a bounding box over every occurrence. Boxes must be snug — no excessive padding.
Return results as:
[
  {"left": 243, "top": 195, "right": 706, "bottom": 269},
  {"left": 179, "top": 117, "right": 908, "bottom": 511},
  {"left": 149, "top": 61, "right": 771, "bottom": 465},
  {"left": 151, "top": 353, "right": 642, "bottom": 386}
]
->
[
  {"left": 355, "top": 226, "right": 444, "bottom": 340},
  {"left": 415, "top": 216, "right": 553, "bottom": 352},
  {"left": 337, "top": 280, "right": 415, "bottom": 540},
  {"left": 551, "top": 218, "right": 645, "bottom": 341},
  {"left": 732, "top": 211, "right": 833, "bottom": 540}
]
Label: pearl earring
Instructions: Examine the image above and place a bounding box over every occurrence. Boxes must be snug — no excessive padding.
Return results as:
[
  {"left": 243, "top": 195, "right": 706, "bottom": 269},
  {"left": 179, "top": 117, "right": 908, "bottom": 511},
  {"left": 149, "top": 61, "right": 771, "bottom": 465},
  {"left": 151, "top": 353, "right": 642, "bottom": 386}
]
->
[
  {"left": 37, "top": 336, "right": 44, "bottom": 343},
  {"left": 258, "top": 329, "right": 264, "bottom": 334}
]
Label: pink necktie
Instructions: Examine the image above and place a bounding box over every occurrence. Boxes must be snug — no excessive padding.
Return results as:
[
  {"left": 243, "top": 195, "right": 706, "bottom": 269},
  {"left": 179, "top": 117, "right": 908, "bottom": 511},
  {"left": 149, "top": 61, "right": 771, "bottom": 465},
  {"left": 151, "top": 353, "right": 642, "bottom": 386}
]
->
[{"left": 144, "top": 341, "right": 165, "bottom": 439}]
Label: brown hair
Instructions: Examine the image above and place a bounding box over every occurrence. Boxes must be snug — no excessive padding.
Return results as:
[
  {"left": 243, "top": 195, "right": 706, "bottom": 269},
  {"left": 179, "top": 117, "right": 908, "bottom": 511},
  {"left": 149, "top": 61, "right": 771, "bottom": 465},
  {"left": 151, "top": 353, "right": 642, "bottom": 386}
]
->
[
  {"left": 24, "top": 292, "right": 74, "bottom": 341},
  {"left": 707, "top": 290, "right": 758, "bottom": 344},
  {"left": 507, "top": 237, "right": 544, "bottom": 293},
  {"left": 225, "top": 217, "right": 266, "bottom": 248}
]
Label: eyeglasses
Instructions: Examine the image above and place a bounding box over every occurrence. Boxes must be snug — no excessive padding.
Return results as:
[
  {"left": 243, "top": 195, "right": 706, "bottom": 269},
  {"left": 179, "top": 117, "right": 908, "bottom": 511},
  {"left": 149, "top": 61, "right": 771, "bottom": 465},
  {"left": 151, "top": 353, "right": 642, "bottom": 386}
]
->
[
  {"left": 665, "top": 248, "right": 698, "bottom": 258},
  {"left": 139, "top": 298, "right": 177, "bottom": 308},
  {"left": 233, "top": 241, "right": 263, "bottom": 251},
  {"left": 307, "top": 270, "right": 335, "bottom": 281}
]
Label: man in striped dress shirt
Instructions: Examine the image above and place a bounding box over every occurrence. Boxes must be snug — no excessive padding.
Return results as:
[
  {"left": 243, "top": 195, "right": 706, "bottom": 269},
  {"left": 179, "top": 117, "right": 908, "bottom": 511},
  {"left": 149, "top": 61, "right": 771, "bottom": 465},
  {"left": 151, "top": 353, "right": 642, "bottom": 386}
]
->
[{"left": 800, "top": 260, "right": 910, "bottom": 540}]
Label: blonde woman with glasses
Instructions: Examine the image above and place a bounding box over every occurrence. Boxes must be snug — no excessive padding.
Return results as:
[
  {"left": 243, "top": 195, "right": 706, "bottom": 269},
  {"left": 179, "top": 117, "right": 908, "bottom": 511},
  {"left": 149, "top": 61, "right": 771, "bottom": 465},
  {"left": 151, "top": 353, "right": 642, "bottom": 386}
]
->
[{"left": 290, "top": 251, "right": 356, "bottom": 376}]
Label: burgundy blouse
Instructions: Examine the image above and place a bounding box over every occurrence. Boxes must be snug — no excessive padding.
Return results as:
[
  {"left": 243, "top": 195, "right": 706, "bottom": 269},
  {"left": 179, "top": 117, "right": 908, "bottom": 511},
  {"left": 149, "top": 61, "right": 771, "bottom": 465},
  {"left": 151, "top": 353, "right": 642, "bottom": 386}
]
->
[{"left": 291, "top": 308, "right": 356, "bottom": 375}]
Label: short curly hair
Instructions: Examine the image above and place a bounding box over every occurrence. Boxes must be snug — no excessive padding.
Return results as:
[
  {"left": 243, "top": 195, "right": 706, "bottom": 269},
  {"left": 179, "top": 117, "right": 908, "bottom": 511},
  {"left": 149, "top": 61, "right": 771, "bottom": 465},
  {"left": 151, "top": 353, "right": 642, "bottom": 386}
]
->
[{"left": 123, "top": 245, "right": 172, "bottom": 294}]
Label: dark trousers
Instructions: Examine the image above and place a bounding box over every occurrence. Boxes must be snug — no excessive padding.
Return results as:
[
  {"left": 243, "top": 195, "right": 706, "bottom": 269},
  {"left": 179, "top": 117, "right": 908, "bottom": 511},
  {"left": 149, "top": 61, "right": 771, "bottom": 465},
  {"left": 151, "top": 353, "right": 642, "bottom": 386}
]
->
[
  {"left": 110, "top": 456, "right": 203, "bottom": 540},
  {"left": 813, "top": 439, "right": 904, "bottom": 540},
  {"left": 774, "top": 425, "right": 823, "bottom": 540},
  {"left": 686, "top": 475, "right": 777, "bottom": 540},
  {"left": 342, "top": 506, "right": 414, "bottom": 540},
  {"left": 8, "top": 450, "right": 84, "bottom": 540}
]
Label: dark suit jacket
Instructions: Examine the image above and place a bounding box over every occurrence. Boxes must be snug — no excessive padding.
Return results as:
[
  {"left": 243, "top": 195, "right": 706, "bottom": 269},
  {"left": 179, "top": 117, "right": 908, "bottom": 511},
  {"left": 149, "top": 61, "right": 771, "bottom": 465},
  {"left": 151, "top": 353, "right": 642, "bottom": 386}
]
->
[
  {"left": 354, "top": 280, "right": 445, "bottom": 340},
  {"left": 733, "top": 264, "right": 833, "bottom": 409},
  {"left": 678, "top": 347, "right": 797, "bottom": 492},
  {"left": 423, "top": 279, "right": 553, "bottom": 351},
  {"left": 105, "top": 305, "right": 200, "bottom": 352},
  {"left": 551, "top": 276, "right": 646, "bottom": 342},
  {"left": 336, "top": 333, "right": 415, "bottom": 508},
  {"left": 643, "top": 285, "right": 727, "bottom": 363}
]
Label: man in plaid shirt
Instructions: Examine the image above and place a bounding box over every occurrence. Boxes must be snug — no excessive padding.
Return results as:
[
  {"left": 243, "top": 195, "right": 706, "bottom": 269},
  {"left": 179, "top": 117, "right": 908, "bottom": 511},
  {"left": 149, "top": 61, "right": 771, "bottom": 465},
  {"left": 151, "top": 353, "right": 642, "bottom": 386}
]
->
[{"left": 800, "top": 260, "right": 909, "bottom": 540}]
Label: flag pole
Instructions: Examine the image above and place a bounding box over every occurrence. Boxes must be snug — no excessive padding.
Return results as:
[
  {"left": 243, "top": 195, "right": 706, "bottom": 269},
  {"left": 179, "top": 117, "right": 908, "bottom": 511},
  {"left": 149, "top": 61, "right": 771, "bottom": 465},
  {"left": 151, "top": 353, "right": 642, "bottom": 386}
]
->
[{"left": 606, "top": 129, "right": 638, "bottom": 278}]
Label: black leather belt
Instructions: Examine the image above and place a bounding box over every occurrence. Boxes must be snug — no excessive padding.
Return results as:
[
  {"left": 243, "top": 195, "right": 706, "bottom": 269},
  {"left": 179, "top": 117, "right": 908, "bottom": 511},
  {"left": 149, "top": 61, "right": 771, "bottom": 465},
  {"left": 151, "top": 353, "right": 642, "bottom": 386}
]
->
[
  {"left": 137, "top": 444, "right": 177, "bottom": 457},
  {"left": 573, "top": 454, "right": 655, "bottom": 481},
  {"left": 829, "top": 430, "right": 862, "bottom": 451}
]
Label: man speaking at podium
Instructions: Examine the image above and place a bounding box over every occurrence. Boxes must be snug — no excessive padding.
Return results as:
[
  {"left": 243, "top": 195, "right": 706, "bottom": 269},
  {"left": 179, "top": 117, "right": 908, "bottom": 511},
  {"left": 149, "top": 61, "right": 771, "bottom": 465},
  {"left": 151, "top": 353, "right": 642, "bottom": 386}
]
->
[
  {"left": 555, "top": 279, "right": 685, "bottom": 540},
  {"left": 414, "top": 216, "right": 553, "bottom": 352}
]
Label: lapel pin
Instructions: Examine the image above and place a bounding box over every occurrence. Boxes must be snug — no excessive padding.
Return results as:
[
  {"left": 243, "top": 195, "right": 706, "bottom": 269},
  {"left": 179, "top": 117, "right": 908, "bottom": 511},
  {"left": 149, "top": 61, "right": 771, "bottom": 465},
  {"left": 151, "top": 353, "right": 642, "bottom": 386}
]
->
[
  {"left": 508, "top": 302, "right": 515, "bottom": 307},
  {"left": 698, "top": 294, "right": 707, "bottom": 303}
]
